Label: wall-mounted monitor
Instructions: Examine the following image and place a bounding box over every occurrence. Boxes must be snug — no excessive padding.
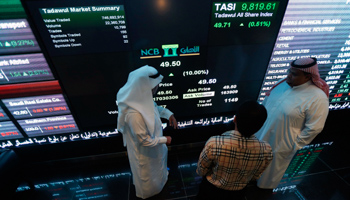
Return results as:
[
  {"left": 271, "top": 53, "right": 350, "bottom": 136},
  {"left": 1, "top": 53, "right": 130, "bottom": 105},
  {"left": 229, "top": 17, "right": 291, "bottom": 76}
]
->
[
  {"left": 0, "top": 0, "right": 348, "bottom": 150},
  {"left": 257, "top": 0, "right": 350, "bottom": 110},
  {"left": 18, "top": 0, "right": 287, "bottom": 133}
]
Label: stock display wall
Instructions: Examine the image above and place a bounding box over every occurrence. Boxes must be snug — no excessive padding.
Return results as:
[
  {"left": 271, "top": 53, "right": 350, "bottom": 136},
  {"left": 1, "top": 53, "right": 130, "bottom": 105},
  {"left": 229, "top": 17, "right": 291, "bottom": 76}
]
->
[{"left": 0, "top": 0, "right": 349, "bottom": 161}]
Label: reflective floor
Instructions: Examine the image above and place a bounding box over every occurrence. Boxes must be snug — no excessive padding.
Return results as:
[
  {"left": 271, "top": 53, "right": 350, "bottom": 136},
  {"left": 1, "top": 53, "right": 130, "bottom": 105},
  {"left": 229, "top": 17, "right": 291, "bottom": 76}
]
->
[{"left": 11, "top": 135, "right": 350, "bottom": 200}]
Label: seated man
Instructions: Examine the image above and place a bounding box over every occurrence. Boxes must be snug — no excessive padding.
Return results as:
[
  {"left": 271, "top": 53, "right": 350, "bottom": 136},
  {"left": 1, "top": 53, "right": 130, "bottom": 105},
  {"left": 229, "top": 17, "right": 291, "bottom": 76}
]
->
[{"left": 196, "top": 100, "right": 273, "bottom": 200}]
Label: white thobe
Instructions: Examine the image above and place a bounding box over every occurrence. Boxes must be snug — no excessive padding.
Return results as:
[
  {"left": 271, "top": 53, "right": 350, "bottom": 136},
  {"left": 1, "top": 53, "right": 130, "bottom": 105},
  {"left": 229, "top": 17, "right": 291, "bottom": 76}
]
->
[
  {"left": 122, "top": 102, "right": 173, "bottom": 199},
  {"left": 255, "top": 80, "right": 329, "bottom": 189}
]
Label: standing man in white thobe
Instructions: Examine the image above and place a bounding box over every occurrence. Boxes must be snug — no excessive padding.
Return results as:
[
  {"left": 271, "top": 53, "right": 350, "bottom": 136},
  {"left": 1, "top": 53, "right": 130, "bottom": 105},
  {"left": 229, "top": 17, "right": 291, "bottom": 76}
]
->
[
  {"left": 117, "top": 65, "right": 178, "bottom": 199},
  {"left": 255, "top": 57, "right": 329, "bottom": 189}
]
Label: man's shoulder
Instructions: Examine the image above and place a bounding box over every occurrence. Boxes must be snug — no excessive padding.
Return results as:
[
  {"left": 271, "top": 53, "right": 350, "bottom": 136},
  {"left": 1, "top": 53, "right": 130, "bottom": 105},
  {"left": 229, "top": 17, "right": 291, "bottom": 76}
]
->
[
  {"left": 257, "top": 139, "right": 271, "bottom": 147},
  {"left": 303, "top": 85, "right": 329, "bottom": 108},
  {"left": 308, "top": 84, "right": 328, "bottom": 98},
  {"left": 255, "top": 139, "right": 272, "bottom": 151},
  {"left": 209, "top": 130, "right": 233, "bottom": 137},
  {"left": 206, "top": 131, "right": 234, "bottom": 143},
  {"left": 124, "top": 107, "right": 139, "bottom": 113},
  {"left": 206, "top": 135, "right": 222, "bottom": 144},
  {"left": 125, "top": 108, "right": 143, "bottom": 120}
]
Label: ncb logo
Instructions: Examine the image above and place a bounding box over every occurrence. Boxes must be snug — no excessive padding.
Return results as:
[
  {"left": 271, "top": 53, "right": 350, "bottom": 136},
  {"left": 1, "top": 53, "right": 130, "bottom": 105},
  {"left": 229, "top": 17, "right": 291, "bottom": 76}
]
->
[{"left": 140, "top": 44, "right": 199, "bottom": 59}]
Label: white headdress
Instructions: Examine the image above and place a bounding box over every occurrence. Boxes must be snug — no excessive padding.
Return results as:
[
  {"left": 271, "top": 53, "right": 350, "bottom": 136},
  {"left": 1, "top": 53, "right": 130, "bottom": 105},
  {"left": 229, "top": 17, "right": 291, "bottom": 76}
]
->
[
  {"left": 117, "top": 65, "right": 163, "bottom": 135},
  {"left": 267, "top": 57, "right": 329, "bottom": 97}
]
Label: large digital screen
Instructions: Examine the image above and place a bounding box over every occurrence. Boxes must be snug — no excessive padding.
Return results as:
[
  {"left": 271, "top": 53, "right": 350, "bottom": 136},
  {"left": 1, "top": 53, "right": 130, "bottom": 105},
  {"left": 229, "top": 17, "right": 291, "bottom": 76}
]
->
[
  {"left": 0, "top": 121, "right": 24, "bottom": 140},
  {"left": 0, "top": 0, "right": 349, "bottom": 149},
  {"left": 0, "top": 19, "right": 40, "bottom": 54},
  {"left": 0, "top": 53, "right": 54, "bottom": 84},
  {"left": 258, "top": 0, "right": 350, "bottom": 109},
  {"left": 19, "top": 0, "right": 287, "bottom": 133}
]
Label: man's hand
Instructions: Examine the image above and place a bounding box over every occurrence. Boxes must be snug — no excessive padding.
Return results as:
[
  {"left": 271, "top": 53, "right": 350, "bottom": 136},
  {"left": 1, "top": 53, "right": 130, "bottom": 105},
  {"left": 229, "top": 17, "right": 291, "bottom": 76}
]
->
[
  {"left": 165, "top": 136, "right": 172, "bottom": 145},
  {"left": 168, "top": 114, "right": 179, "bottom": 129}
]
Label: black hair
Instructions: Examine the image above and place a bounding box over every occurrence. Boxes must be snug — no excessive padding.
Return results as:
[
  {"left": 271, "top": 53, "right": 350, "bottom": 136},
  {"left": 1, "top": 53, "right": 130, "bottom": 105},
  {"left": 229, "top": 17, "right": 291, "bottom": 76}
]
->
[{"left": 236, "top": 100, "right": 267, "bottom": 138}]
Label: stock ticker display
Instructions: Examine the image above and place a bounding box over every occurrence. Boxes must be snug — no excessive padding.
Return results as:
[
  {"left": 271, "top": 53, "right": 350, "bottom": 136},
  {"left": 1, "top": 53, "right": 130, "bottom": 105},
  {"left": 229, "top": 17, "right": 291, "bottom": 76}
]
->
[
  {"left": 0, "top": 0, "right": 349, "bottom": 148},
  {"left": 258, "top": 0, "right": 350, "bottom": 109},
  {"left": 0, "top": 19, "right": 40, "bottom": 54}
]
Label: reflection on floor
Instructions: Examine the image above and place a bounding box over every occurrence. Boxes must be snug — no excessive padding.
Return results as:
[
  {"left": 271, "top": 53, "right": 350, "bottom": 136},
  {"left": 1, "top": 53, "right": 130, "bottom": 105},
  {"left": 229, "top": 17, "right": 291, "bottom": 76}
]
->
[{"left": 12, "top": 139, "right": 350, "bottom": 200}]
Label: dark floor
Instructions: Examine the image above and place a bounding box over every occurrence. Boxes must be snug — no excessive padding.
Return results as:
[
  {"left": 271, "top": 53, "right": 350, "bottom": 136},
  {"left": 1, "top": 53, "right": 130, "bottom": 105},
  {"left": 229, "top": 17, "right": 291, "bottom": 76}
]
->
[{"left": 8, "top": 137, "right": 350, "bottom": 200}]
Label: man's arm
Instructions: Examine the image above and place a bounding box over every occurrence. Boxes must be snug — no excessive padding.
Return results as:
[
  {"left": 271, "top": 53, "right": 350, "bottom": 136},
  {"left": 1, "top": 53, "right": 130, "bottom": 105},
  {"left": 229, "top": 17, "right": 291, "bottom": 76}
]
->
[
  {"left": 196, "top": 140, "right": 214, "bottom": 177},
  {"left": 295, "top": 97, "right": 329, "bottom": 149},
  {"left": 155, "top": 103, "right": 178, "bottom": 129},
  {"left": 156, "top": 103, "right": 173, "bottom": 119},
  {"left": 252, "top": 144, "right": 273, "bottom": 180},
  {"left": 126, "top": 112, "right": 167, "bottom": 147}
]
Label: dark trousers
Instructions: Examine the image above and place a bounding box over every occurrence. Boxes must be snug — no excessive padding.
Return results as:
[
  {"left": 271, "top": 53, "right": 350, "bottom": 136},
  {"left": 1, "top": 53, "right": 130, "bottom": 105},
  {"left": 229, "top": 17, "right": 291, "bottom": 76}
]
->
[{"left": 196, "top": 178, "right": 245, "bottom": 200}]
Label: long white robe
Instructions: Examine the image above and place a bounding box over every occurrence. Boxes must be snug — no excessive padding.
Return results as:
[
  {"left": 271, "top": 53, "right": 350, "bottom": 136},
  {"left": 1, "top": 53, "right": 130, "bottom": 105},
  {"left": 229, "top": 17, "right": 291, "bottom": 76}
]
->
[
  {"left": 122, "top": 102, "right": 173, "bottom": 199},
  {"left": 255, "top": 80, "right": 329, "bottom": 189}
]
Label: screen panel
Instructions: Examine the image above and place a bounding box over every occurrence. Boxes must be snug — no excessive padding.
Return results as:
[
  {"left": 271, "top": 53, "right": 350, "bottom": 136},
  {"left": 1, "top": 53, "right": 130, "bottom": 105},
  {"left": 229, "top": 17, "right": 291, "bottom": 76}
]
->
[
  {"left": 0, "top": 107, "right": 10, "bottom": 121},
  {"left": 258, "top": 0, "right": 350, "bottom": 110},
  {"left": 19, "top": 0, "right": 288, "bottom": 134},
  {"left": 1, "top": 0, "right": 348, "bottom": 150},
  {"left": 0, "top": 53, "right": 54, "bottom": 84},
  {"left": 0, "top": 19, "right": 40, "bottom": 54},
  {"left": 0, "top": 121, "right": 24, "bottom": 140},
  {"left": 2, "top": 94, "right": 72, "bottom": 119}
]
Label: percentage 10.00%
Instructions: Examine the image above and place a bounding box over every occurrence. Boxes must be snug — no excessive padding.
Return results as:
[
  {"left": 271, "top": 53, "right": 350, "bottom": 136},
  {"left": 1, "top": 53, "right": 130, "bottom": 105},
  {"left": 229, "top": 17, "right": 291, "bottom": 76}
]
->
[{"left": 183, "top": 70, "right": 209, "bottom": 77}]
